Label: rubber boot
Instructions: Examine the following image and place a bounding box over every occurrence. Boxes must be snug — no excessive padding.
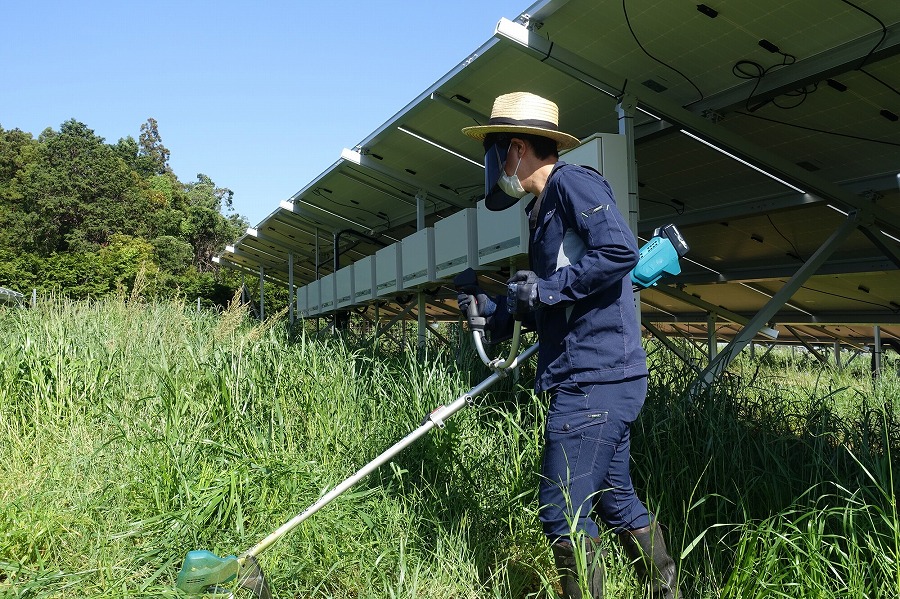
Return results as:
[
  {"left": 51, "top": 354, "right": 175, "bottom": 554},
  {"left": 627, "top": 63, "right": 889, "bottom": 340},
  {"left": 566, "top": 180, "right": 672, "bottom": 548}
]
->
[
  {"left": 551, "top": 539, "right": 604, "bottom": 599},
  {"left": 619, "top": 521, "right": 682, "bottom": 599}
]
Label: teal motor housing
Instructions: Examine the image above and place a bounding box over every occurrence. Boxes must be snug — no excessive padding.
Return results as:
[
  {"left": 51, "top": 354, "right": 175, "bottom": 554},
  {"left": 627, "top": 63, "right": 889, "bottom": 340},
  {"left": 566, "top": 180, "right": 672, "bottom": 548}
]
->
[
  {"left": 631, "top": 224, "right": 689, "bottom": 288},
  {"left": 175, "top": 550, "right": 240, "bottom": 594}
]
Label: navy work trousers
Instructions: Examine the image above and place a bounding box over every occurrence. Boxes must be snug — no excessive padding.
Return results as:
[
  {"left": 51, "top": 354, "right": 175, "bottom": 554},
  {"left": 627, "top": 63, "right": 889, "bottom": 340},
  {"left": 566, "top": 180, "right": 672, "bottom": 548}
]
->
[{"left": 539, "top": 375, "right": 651, "bottom": 541}]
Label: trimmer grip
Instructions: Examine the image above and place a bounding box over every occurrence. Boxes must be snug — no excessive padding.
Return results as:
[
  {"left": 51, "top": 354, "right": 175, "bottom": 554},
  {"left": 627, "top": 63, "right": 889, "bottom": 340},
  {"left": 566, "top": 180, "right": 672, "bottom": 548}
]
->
[
  {"left": 466, "top": 295, "right": 488, "bottom": 331},
  {"left": 454, "top": 268, "right": 487, "bottom": 330},
  {"left": 466, "top": 294, "right": 478, "bottom": 320}
]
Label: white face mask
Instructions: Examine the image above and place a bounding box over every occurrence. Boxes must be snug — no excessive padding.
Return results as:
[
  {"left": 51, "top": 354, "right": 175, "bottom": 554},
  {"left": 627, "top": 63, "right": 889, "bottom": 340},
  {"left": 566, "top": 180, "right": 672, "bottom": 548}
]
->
[{"left": 496, "top": 144, "right": 528, "bottom": 199}]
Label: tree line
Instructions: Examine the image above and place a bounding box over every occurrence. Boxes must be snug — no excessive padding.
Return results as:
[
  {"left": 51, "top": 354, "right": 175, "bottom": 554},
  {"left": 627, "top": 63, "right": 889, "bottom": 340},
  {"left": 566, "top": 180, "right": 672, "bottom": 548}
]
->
[{"left": 0, "top": 118, "right": 247, "bottom": 306}]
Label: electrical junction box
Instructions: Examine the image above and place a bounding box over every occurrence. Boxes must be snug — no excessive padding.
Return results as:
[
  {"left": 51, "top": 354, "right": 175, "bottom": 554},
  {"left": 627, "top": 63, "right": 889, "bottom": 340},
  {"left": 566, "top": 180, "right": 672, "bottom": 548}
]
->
[
  {"left": 375, "top": 244, "right": 402, "bottom": 297},
  {"left": 296, "top": 284, "right": 308, "bottom": 318},
  {"left": 336, "top": 264, "right": 354, "bottom": 309},
  {"left": 353, "top": 255, "right": 376, "bottom": 303},
  {"left": 477, "top": 197, "right": 530, "bottom": 267},
  {"left": 305, "top": 279, "right": 321, "bottom": 317},
  {"left": 401, "top": 228, "right": 436, "bottom": 289},
  {"left": 561, "top": 134, "right": 630, "bottom": 226},
  {"left": 319, "top": 273, "right": 336, "bottom": 313},
  {"left": 434, "top": 208, "right": 478, "bottom": 280}
]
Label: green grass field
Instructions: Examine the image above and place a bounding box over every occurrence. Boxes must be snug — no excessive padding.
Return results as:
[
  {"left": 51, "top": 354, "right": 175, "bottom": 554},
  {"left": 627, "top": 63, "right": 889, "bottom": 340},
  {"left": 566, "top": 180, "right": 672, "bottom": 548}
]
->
[{"left": 1, "top": 298, "right": 898, "bottom": 598}]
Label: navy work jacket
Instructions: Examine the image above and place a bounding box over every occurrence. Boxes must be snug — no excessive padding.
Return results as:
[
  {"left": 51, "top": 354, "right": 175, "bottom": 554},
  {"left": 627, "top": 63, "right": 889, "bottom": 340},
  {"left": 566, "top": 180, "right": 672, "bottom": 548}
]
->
[{"left": 490, "top": 161, "right": 648, "bottom": 393}]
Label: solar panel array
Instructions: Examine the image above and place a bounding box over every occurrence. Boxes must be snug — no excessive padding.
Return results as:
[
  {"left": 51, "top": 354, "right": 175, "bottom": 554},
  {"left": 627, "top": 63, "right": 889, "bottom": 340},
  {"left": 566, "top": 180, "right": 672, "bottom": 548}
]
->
[{"left": 218, "top": 0, "right": 900, "bottom": 353}]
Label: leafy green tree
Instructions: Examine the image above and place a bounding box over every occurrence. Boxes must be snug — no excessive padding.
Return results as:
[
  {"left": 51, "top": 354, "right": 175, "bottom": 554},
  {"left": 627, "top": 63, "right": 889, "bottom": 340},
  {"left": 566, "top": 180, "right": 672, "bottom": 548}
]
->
[
  {"left": 0, "top": 126, "right": 38, "bottom": 252},
  {"left": 0, "top": 118, "right": 247, "bottom": 308},
  {"left": 0, "top": 126, "right": 37, "bottom": 193},
  {"left": 181, "top": 173, "right": 247, "bottom": 271},
  {"left": 151, "top": 235, "right": 193, "bottom": 272},
  {"left": 138, "top": 117, "right": 170, "bottom": 175},
  {"left": 41, "top": 251, "right": 114, "bottom": 297},
  {"left": 113, "top": 135, "right": 140, "bottom": 171},
  {"left": 13, "top": 120, "right": 150, "bottom": 254},
  {"left": 99, "top": 233, "right": 158, "bottom": 291}
]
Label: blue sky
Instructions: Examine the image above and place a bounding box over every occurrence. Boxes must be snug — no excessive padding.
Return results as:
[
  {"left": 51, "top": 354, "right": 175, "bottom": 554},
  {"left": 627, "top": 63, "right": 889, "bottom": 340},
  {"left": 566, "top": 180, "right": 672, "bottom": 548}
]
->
[{"left": 1, "top": 1, "right": 528, "bottom": 226}]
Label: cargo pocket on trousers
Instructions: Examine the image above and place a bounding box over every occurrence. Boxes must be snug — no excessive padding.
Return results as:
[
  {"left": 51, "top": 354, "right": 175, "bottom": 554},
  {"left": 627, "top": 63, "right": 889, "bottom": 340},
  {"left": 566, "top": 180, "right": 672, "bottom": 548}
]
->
[{"left": 545, "top": 408, "right": 609, "bottom": 484}]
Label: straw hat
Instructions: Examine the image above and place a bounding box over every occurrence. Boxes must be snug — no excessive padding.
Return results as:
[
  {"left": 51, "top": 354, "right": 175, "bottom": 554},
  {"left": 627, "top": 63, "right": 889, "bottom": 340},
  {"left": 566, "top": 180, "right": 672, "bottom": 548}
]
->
[{"left": 462, "top": 92, "right": 580, "bottom": 150}]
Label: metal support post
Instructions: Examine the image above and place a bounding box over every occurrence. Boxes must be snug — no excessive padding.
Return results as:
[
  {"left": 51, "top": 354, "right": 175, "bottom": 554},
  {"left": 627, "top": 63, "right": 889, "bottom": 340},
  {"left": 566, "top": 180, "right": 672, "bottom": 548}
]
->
[
  {"left": 376, "top": 302, "right": 416, "bottom": 342},
  {"left": 416, "top": 190, "right": 428, "bottom": 351},
  {"left": 259, "top": 266, "right": 265, "bottom": 321},
  {"left": 332, "top": 231, "right": 338, "bottom": 272},
  {"left": 416, "top": 190, "right": 427, "bottom": 231},
  {"left": 707, "top": 312, "right": 717, "bottom": 360},
  {"left": 874, "top": 325, "right": 883, "bottom": 378},
  {"left": 315, "top": 228, "right": 320, "bottom": 333},
  {"left": 374, "top": 303, "right": 380, "bottom": 350},
  {"left": 616, "top": 94, "right": 639, "bottom": 237},
  {"left": 617, "top": 94, "right": 641, "bottom": 329},
  {"left": 288, "top": 252, "right": 294, "bottom": 325},
  {"left": 425, "top": 321, "right": 451, "bottom": 348},
  {"left": 642, "top": 319, "right": 701, "bottom": 374},
  {"left": 759, "top": 343, "right": 776, "bottom": 361},
  {"left": 785, "top": 325, "right": 828, "bottom": 366},
  {"left": 834, "top": 340, "right": 842, "bottom": 369},
  {"left": 314, "top": 227, "right": 320, "bottom": 280},
  {"left": 418, "top": 293, "right": 427, "bottom": 351}
]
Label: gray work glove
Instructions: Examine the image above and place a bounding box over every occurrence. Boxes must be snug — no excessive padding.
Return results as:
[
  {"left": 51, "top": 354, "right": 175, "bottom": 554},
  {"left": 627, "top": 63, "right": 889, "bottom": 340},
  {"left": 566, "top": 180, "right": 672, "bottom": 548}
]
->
[{"left": 507, "top": 270, "right": 540, "bottom": 317}]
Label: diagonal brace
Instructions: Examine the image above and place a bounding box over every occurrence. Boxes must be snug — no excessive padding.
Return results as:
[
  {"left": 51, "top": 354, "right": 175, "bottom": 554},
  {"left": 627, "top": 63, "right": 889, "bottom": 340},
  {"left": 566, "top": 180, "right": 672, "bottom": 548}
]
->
[{"left": 690, "top": 211, "right": 861, "bottom": 393}]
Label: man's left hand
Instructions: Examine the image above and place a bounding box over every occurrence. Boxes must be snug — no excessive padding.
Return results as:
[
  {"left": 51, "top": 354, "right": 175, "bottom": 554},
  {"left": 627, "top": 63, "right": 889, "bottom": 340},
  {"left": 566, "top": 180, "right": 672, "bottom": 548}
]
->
[{"left": 507, "top": 270, "right": 540, "bottom": 316}]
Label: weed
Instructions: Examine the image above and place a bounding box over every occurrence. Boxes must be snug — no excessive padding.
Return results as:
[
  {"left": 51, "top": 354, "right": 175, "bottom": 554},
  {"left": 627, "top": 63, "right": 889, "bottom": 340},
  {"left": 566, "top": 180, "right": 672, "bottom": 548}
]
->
[{"left": 0, "top": 300, "right": 897, "bottom": 597}]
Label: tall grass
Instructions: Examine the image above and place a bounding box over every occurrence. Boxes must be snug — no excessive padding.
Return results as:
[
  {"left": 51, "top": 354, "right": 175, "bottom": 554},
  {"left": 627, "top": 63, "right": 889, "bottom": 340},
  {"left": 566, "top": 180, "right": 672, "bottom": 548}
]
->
[
  {"left": 1, "top": 298, "right": 898, "bottom": 597},
  {"left": 635, "top": 342, "right": 900, "bottom": 597}
]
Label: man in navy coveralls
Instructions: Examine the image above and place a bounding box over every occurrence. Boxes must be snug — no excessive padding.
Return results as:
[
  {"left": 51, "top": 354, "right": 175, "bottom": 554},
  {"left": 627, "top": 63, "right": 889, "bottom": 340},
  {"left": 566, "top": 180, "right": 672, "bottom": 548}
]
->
[{"left": 458, "top": 92, "right": 682, "bottom": 599}]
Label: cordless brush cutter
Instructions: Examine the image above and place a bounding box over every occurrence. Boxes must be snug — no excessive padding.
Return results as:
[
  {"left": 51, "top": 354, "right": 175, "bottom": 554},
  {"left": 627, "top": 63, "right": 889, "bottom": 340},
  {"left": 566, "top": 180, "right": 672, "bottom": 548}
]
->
[{"left": 175, "top": 224, "right": 687, "bottom": 598}]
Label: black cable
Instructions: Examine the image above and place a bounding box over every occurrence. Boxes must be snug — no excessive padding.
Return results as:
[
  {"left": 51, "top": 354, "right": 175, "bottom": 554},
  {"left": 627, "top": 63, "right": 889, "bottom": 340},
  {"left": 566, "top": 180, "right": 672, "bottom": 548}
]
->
[
  {"left": 541, "top": 41, "right": 555, "bottom": 63},
  {"left": 276, "top": 210, "right": 331, "bottom": 241},
  {"left": 311, "top": 188, "right": 391, "bottom": 229},
  {"left": 838, "top": 0, "right": 887, "bottom": 69},
  {"left": 345, "top": 166, "right": 414, "bottom": 200},
  {"left": 732, "top": 50, "right": 803, "bottom": 112},
  {"left": 345, "top": 165, "right": 444, "bottom": 214},
  {"left": 734, "top": 111, "right": 900, "bottom": 147},
  {"left": 638, "top": 181, "right": 688, "bottom": 214},
  {"left": 800, "top": 284, "right": 900, "bottom": 313},
  {"left": 772, "top": 82, "right": 818, "bottom": 110},
  {"left": 860, "top": 68, "right": 900, "bottom": 98},
  {"left": 732, "top": 61, "right": 766, "bottom": 112},
  {"left": 733, "top": 2, "right": 895, "bottom": 113},
  {"left": 622, "top": 0, "right": 704, "bottom": 104},
  {"left": 450, "top": 183, "right": 485, "bottom": 198},
  {"left": 836, "top": 0, "right": 899, "bottom": 100},
  {"left": 766, "top": 214, "right": 804, "bottom": 261},
  {"left": 642, "top": 197, "right": 685, "bottom": 215}
]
